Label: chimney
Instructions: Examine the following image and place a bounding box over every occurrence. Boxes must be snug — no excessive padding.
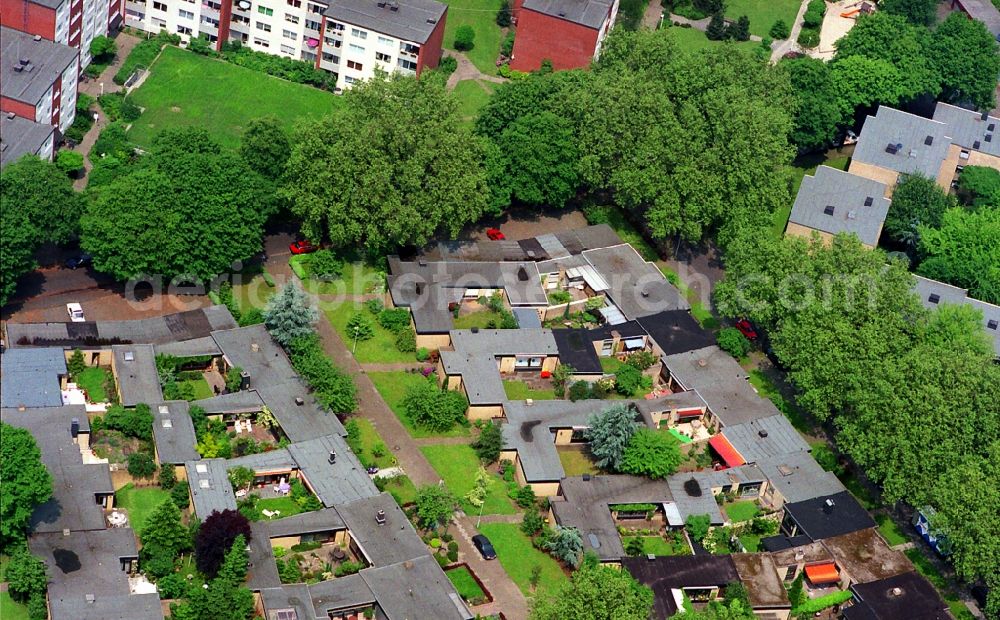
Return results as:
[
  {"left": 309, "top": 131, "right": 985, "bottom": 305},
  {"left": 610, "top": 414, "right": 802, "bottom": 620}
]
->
[
  {"left": 471, "top": 326, "right": 479, "bottom": 333},
  {"left": 375, "top": 509, "right": 386, "bottom": 525},
  {"left": 982, "top": 111, "right": 989, "bottom": 121},
  {"left": 646, "top": 553, "right": 655, "bottom": 561},
  {"left": 71, "top": 418, "right": 80, "bottom": 438},
  {"left": 525, "top": 398, "right": 533, "bottom": 406},
  {"left": 295, "top": 396, "right": 304, "bottom": 406},
  {"left": 33, "top": 35, "right": 41, "bottom": 41},
  {"left": 890, "top": 587, "right": 903, "bottom": 597},
  {"left": 85, "top": 594, "right": 95, "bottom": 604},
  {"left": 328, "top": 450, "right": 337, "bottom": 464},
  {"left": 240, "top": 369, "right": 251, "bottom": 390},
  {"left": 582, "top": 473, "right": 591, "bottom": 481},
  {"left": 418, "top": 259, "right": 427, "bottom": 267},
  {"left": 6, "top": 112, "right": 15, "bottom": 119},
  {"left": 20, "top": 57, "right": 29, "bottom": 65},
  {"left": 13, "top": 65, "right": 23, "bottom": 73},
  {"left": 757, "top": 429, "right": 768, "bottom": 438},
  {"left": 63, "top": 528, "right": 71, "bottom": 537}
]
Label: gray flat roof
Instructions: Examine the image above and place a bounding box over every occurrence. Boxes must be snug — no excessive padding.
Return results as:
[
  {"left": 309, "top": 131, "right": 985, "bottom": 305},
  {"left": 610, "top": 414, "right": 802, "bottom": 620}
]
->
[
  {"left": 265, "top": 507, "right": 346, "bottom": 538},
  {"left": 2, "top": 405, "right": 113, "bottom": 534},
  {"left": 260, "top": 584, "right": 316, "bottom": 619},
  {"left": 29, "top": 529, "right": 164, "bottom": 620},
  {"left": 325, "top": 0, "right": 447, "bottom": 45},
  {"left": 427, "top": 224, "right": 623, "bottom": 262},
  {"left": 821, "top": 527, "right": 912, "bottom": 585},
  {"left": 1, "top": 115, "right": 53, "bottom": 167},
  {"left": 185, "top": 459, "right": 238, "bottom": 519},
  {"left": 0, "top": 347, "right": 66, "bottom": 408},
  {"left": 933, "top": 102, "right": 1000, "bottom": 157},
  {"left": 360, "top": 555, "right": 473, "bottom": 620},
  {"left": 154, "top": 335, "right": 222, "bottom": 358},
  {"left": 662, "top": 346, "right": 781, "bottom": 426},
  {"left": 193, "top": 390, "right": 266, "bottom": 414},
  {"left": 441, "top": 328, "right": 559, "bottom": 405},
  {"left": 788, "top": 166, "right": 891, "bottom": 246},
  {"left": 754, "top": 452, "right": 846, "bottom": 504},
  {"left": 151, "top": 401, "right": 200, "bottom": 464},
  {"left": 256, "top": 381, "right": 347, "bottom": 440},
  {"left": 0, "top": 27, "right": 78, "bottom": 106},
  {"left": 665, "top": 473, "right": 725, "bottom": 525},
  {"left": 289, "top": 434, "right": 378, "bottom": 507},
  {"left": 522, "top": 0, "right": 612, "bottom": 28},
  {"left": 852, "top": 106, "right": 952, "bottom": 179},
  {"left": 225, "top": 447, "right": 297, "bottom": 473},
  {"left": 336, "top": 493, "right": 429, "bottom": 566},
  {"left": 720, "top": 415, "right": 809, "bottom": 463},
  {"left": 112, "top": 344, "right": 163, "bottom": 407},
  {"left": 967, "top": 298, "right": 1000, "bottom": 356},
  {"left": 6, "top": 306, "right": 237, "bottom": 348},
  {"left": 582, "top": 245, "right": 689, "bottom": 319},
  {"left": 309, "top": 574, "right": 376, "bottom": 617}
]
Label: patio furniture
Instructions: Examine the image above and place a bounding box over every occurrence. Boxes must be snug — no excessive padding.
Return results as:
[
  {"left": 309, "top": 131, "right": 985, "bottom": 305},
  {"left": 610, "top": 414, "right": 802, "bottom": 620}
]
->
[
  {"left": 331, "top": 547, "right": 346, "bottom": 562},
  {"left": 277, "top": 480, "right": 290, "bottom": 495},
  {"left": 108, "top": 511, "right": 128, "bottom": 527},
  {"left": 235, "top": 488, "right": 248, "bottom": 498}
]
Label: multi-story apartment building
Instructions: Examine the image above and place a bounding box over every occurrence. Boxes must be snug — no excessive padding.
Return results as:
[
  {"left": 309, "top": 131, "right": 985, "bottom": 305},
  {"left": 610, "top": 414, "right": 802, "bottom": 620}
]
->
[
  {"left": 123, "top": 0, "right": 445, "bottom": 88},
  {"left": 1, "top": 113, "right": 56, "bottom": 166},
  {"left": 510, "top": 0, "right": 618, "bottom": 71},
  {"left": 1, "top": 0, "right": 120, "bottom": 67},
  {"left": 0, "top": 27, "right": 79, "bottom": 134}
]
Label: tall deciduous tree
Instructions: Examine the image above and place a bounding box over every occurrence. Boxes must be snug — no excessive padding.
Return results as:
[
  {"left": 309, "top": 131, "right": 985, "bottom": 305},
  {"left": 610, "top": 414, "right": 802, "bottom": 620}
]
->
[
  {"left": 621, "top": 428, "right": 682, "bottom": 479},
  {"left": 282, "top": 74, "right": 491, "bottom": 254},
  {"left": 414, "top": 484, "right": 458, "bottom": 530},
  {"left": 263, "top": 283, "right": 318, "bottom": 346},
  {"left": 882, "top": 174, "right": 957, "bottom": 249},
  {"left": 0, "top": 207, "right": 37, "bottom": 307},
  {"left": 585, "top": 404, "right": 640, "bottom": 471},
  {"left": 0, "top": 154, "right": 85, "bottom": 244},
  {"left": 194, "top": 509, "right": 252, "bottom": 578},
  {"left": 81, "top": 129, "right": 270, "bottom": 282},
  {"left": 957, "top": 166, "right": 1000, "bottom": 208},
  {"left": 781, "top": 57, "right": 845, "bottom": 152},
  {"left": 531, "top": 559, "right": 654, "bottom": 619},
  {"left": 493, "top": 111, "right": 580, "bottom": 208},
  {"left": 1, "top": 423, "right": 53, "bottom": 547},
  {"left": 929, "top": 13, "right": 1000, "bottom": 109},
  {"left": 917, "top": 207, "right": 1000, "bottom": 304},
  {"left": 240, "top": 116, "right": 291, "bottom": 179},
  {"left": 880, "top": 0, "right": 937, "bottom": 26},
  {"left": 5, "top": 550, "right": 48, "bottom": 603}
]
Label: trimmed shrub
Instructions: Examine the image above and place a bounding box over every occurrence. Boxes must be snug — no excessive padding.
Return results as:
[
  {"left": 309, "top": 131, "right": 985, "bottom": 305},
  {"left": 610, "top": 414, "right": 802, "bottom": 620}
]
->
[
  {"left": 309, "top": 249, "right": 344, "bottom": 281},
  {"left": 55, "top": 150, "right": 84, "bottom": 174},
  {"left": 717, "top": 327, "right": 752, "bottom": 358},
  {"left": 454, "top": 25, "right": 475, "bottom": 51},
  {"left": 797, "top": 27, "right": 820, "bottom": 47},
  {"left": 568, "top": 380, "right": 592, "bottom": 402},
  {"left": 769, "top": 19, "right": 790, "bottom": 38},
  {"left": 395, "top": 329, "right": 416, "bottom": 353},
  {"left": 346, "top": 313, "right": 375, "bottom": 341},
  {"left": 438, "top": 55, "right": 458, "bottom": 75},
  {"left": 377, "top": 308, "right": 411, "bottom": 332}
]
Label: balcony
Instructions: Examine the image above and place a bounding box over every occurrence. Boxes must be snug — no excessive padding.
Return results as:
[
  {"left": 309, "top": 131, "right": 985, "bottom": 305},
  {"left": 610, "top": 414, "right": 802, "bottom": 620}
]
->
[{"left": 201, "top": 2, "right": 220, "bottom": 17}]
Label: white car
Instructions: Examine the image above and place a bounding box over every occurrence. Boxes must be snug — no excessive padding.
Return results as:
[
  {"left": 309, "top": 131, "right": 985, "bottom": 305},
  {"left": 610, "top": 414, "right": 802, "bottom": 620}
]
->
[{"left": 66, "top": 302, "right": 85, "bottom": 322}]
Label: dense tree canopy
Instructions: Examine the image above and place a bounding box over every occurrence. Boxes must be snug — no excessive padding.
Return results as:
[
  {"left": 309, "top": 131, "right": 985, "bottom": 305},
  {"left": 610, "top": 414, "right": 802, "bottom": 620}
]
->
[
  {"left": 880, "top": 0, "right": 937, "bottom": 25},
  {"left": 194, "top": 509, "right": 252, "bottom": 578},
  {"left": 957, "top": 166, "right": 1000, "bottom": 208},
  {"left": 882, "top": 174, "right": 957, "bottom": 250},
  {"left": 240, "top": 116, "right": 291, "bottom": 179},
  {"left": 492, "top": 111, "right": 580, "bottom": 208},
  {"left": 928, "top": 13, "right": 1000, "bottom": 110},
  {"left": 282, "top": 73, "right": 492, "bottom": 254},
  {"left": 531, "top": 558, "right": 653, "bottom": 620},
  {"left": 585, "top": 404, "right": 640, "bottom": 471},
  {"left": 81, "top": 128, "right": 270, "bottom": 282},
  {"left": 781, "top": 57, "right": 845, "bottom": 151},
  {"left": 1, "top": 423, "right": 53, "bottom": 548},
  {"left": 917, "top": 207, "right": 1000, "bottom": 304},
  {"left": 620, "top": 428, "right": 682, "bottom": 479}
]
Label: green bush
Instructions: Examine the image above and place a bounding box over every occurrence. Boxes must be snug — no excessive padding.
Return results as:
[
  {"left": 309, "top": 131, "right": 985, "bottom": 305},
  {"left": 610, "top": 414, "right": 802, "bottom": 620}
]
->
[
  {"left": 446, "top": 548, "right": 459, "bottom": 562},
  {"left": 309, "top": 249, "right": 344, "bottom": 280},
  {"left": 548, "top": 290, "right": 572, "bottom": 305},
  {"left": 171, "top": 481, "right": 190, "bottom": 509},
  {"left": 378, "top": 308, "right": 411, "bottom": 332},
  {"left": 262, "top": 272, "right": 276, "bottom": 287},
  {"left": 568, "top": 380, "right": 592, "bottom": 401},
  {"left": 287, "top": 334, "right": 357, "bottom": 412},
  {"left": 438, "top": 55, "right": 458, "bottom": 75},
  {"left": 334, "top": 560, "right": 364, "bottom": 577},
  {"left": 114, "top": 32, "right": 177, "bottom": 85},
  {"left": 500, "top": 31, "right": 515, "bottom": 57},
  {"left": 797, "top": 27, "right": 820, "bottom": 48},
  {"left": 92, "top": 122, "right": 131, "bottom": 158},
  {"left": 395, "top": 328, "right": 416, "bottom": 352},
  {"left": 717, "top": 327, "right": 752, "bottom": 358},
  {"left": 289, "top": 254, "right": 310, "bottom": 279},
  {"left": 614, "top": 364, "right": 650, "bottom": 396},
  {"left": 64, "top": 109, "right": 94, "bottom": 142},
  {"left": 454, "top": 25, "right": 475, "bottom": 51},
  {"left": 127, "top": 452, "right": 157, "bottom": 479},
  {"left": 89, "top": 35, "right": 117, "bottom": 60},
  {"left": 618, "top": 0, "right": 645, "bottom": 30},
  {"left": 56, "top": 150, "right": 85, "bottom": 174},
  {"left": 793, "top": 590, "right": 853, "bottom": 614},
  {"left": 104, "top": 403, "right": 154, "bottom": 439},
  {"left": 769, "top": 19, "right": 790, "bottom": 38},
  {"left": 496, "top": 0, "right": 512, "bottom": 26},
  {"left": 346, "top": 313, "right": 375, "bottom": 341},
  {"left": 158, "top": 465, "right": 177, "bottom": 490},
  {"left": 220, "top": 43, "right": 336, "bottom": 90},
  {"left": 77, "top": 93, "right": 95, "bottom": 114}
]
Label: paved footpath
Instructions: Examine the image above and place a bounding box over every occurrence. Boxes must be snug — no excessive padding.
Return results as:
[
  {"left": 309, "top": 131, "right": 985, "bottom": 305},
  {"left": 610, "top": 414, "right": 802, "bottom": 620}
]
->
[{"left": 263, "top": 240, "right": 530, "bottom": 619}]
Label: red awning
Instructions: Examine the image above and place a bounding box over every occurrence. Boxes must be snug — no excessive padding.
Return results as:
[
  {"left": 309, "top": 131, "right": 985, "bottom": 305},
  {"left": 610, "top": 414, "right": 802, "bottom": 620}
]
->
[
  {"left": 804, "top": 563, "right": 840, "bottom": 585},
  {"left": 677, "top": 409, "right": 702, "bottom": 419},
  {"left": 708, "top": 434, "right": 745, "bottom": 469}
]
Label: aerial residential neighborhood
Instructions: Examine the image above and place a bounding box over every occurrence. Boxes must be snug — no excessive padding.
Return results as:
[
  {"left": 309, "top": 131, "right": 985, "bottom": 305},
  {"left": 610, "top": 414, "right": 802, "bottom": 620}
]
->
[{"left": 0, "top": 0, "right": 998, "bottom": 617}]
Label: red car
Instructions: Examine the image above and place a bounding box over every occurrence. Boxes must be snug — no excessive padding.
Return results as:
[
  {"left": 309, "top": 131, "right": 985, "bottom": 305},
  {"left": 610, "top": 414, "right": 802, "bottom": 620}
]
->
[
  {"left": 289, "top": 240, "right": 318, "bottom": 255},
  {"left": 734, "top": 318, "right": 758, "bottom": 341},
  {"left": 486, "top": 228, "right": 506, "bottom": 241}
]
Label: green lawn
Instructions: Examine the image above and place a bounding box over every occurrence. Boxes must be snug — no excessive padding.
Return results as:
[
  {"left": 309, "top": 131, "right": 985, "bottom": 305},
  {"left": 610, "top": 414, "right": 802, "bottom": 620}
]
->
[
  {"left": 599, "top": 356, "right": 624, "bottom": 374},
  {"left": 233, "top": 273, "right": 275, "bottom": 311},
  {"left": 446, "top": 565, "right": 487, "bottom": 603},
  {"left": 76, "top": 366, "right": 111, "bottom": 402},
  {"left": 351, "top": 417, "right": 397, "bottom": 469},
  {"left": 178, "top": 376, "right": 214, "bottom": 400},
  {"left": 774, "top": 154, "right": 852, "bottom": 238},
  {"left": 502, "top": 381, "right": 556, "bottom": 401},
  {"left": 724, "top": 500, "right": 760, "bottom": 523},
  {"left": 724, "top": 0, "right": 801, "bottom": 38},
  {"left": 557, "top": 447, "right": 599, "bottom": 476},
  {"left": 115, "top": 484, "right": 172, "bottom": 534},
  {"left": 368, "top": 372, "right": 470, "bottom": 439},
  {"left": 324, "top": 302, "right": 415, "bottom": 364},
  {"left": 452, "top": 310, "right": 505, "bottom": 330},
  {"left": 379, "top": 474, "right": 419, "bottom": 506},
  {"left": 420, "top": 444, "right": 516, "bottom": 515},
  {"left": 739, "top": 533, "right": 763, "bottom": 552},
  {"left": 292, "top": 256, "right": 384, "bottom": 297},
  {"left": 442, "top": 0, "right": 504, "bottom": 73},
  {"left": 254, "top": 496, "right": 303, "bottom": 520},
  {"left": 667, "top": 428, "right": 693, "bottom": 444},
  {"left": 0, "top": 593, "right": 29, "bottom": 620},
  {"left": 664, "top": 26, "right": 761, "bottom": 54},
  {"left": 876, "top": 513, "right": 908, "bottom": 546},
  {"left": 623, "top": 535, "right": 691, "bottom": 556},
  {"left": 477, "top": 523, "right": 568, "bottom": 597},
  {"left": 128, "top": 46, "right": 339, "bottom": 150},
  {"left": 453, "top": 79, "right": 494, "bottom": 126}
]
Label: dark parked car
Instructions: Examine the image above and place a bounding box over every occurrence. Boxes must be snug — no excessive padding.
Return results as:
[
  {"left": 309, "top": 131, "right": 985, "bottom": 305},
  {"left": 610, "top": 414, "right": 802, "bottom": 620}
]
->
[
  {"left": 471, "top": 534, "right": 496, "bottom": 560},
  {"left": 65, "top": 253, "right": 92, "bottom": 269}
]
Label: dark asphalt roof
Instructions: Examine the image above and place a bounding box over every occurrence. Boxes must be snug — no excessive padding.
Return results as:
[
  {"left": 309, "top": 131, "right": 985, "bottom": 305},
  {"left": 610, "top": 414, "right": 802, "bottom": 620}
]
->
[
  {"left": 783, "top": 490, "right": 875, "bottom": 541},
  {"left": 732, "top": 553, "right": 791, "bottom": 609},
  {"left": 1, "top": 115, "right": 54, "bottom": 167},
  {"left": 324, "top": 0, "right": 447, "bottom": 45},
  {"left": 789, "top": 165, "right": 891, "bottom": 247},
  {"left": 845, "top": 572, "right": 950, "bottom": 620},
  {"left": 622, "top": 555, "right": 739, "bottom": 618},
  {"left": 0, "top": 347, "right": 66, "bottom": 408},
  {"left": 426, "top": 225, "right": 623, "bottom": 262},
  {"left": 359, "top": 555, "right": 473, "bottom": 620},
  {"left": 151, "top": 401, "right": 200, "bottom": 464},
  {"left": 0, "top": 27, "right": 78, "bottom": 105},
  {"left": 288, "top": 434, "right": 378, "bottom": 507},
  {"left": 760, "top": 534, "right": 812, "bottom": 552},
  {"left": 551, "top": 328, "right": 604, "bottom": 373},
  {"left": 637, "top": 310, "right": 716, "bottom": 355},
  {"left": 309, "top": 574, "right": 377, "bottom": 618},
  {"left": 336, "top": 493, "right": 428, "bottom": 566},
  {"left": 582, "top": 245, "right": 689, "bottom": 319},
  {"left": 522, "top": 0, "right": 613, "bottom": 28}
]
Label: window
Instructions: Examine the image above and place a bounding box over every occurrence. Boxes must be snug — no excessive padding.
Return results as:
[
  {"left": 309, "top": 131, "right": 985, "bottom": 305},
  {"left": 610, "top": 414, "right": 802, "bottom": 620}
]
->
[
  {"left": 322, "top": 51, "right": 338, "bottom": 62},
  {"left": 351, "top": 27, "right": 367, "bottom": 39},
  {"left": 286, "top": 0, "right": 301, "bottom": 5},
  {"left": 346, "top": 59, "right": 362, "bottom": 70},
  {"left": 304, "top": 18, "right": 320, "bottom": 30},
  {"left": 152, "top": 1, "right": 165, "bottom": 10},
  {"left": 328, "top": 21, "right": 344, "bottom": 31},
  {"left": 253, "top": 36, "right": 270, "bottom": 46},
  {"left": 344, "top": 75, "right": 357, "bottom": 84},
  {"left": 233, "top": 14, "right": 249, "bottom": 23},
  {"left": 397, "top": 57, "right": 416, "bottom": 71},
  {"left": 256, "top": 21, "right": 271, "bottom": 30},
  {"left": 282, "top": 28, "right": 296, "bottom": 38},
  {"left": 400, "top": 42, "right": 418, "bottom": 54},
  {"left": 176, "top": 24, "right": 192, "bottom": 33},
  {"left": 306, "top": 2, "right": 322, "bottom": 12},
  {"left": 201, "top": 15, "right": 218, "bottom": 25},
  {"left": 284, "top": 13, "right": 299, "bottom": 23},
  {"left": 375, "top": 51, "right": 390, "bottom": 62},
  {"left": 348, "top": 43, "right": 364, "bottom": 53},
  {"left": 377, "top": 35, "right": 392, "bottom": 45},
  {"left": 257, "top": 5, "right": 273, "bottom": 15},
  {"left": 302, "top": 51, "right": 315, "bottom": 61},
  {"left": 178, "top": 8, "right": 193, "bottom": 18},
  {"left": 514, "top": 357, "right": 543, "bottom": 369},
  {"left": 280, "top": 43, "right": 295, "bottom": 54}
]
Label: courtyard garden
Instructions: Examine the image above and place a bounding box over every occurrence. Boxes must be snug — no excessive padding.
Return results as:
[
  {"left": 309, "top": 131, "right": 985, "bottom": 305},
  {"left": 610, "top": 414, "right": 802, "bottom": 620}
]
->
[
  {"left": 325, "top": 302, "right": 417, "bottom": 364},
  {"left": 723, "top": 0, "right": 801, "bottom": 38},
  {"left": 74, "top": 366, "right": 113, "bottom": 402},
  {"left": 445, "top": 565, "right": 489, "bottom": 606},
  {"left": 477, "top": 523, "right": 567, "bottom": 597},
  {"left": 368, "top": 371, "right": 470, "bottom": 439},
  {"left": 420, "top": 444, "right": 516, "bottom": 515},
  {"left": 115, "top": 484, "right": 172, "bottom": 534},
  {"left": 441, "top": 0, "right": 504, "bottom": 73}
]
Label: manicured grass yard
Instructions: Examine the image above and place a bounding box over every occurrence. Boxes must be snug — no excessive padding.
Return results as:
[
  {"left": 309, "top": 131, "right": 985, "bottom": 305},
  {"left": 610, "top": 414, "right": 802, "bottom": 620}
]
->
[
  {"left": 599, "top": 356, "right": 624, "bottom": 375},
  {"left": 623, "top": 535, "right": 691, "bottom": 556},
  {"left": 664, "top": 26, "right": 760, "bottom": 54},
  {"left": 368, "top": 372, "right": 470, "bottom": 439},
  {"left": 128, "top": 46, "right": 339, "bottom": 150},
  {"left": 0, "top": 593, "right": 29, "bottom": 620},
  {"left": 445, "top": 565, "right": 487, "bottom": 603},
  {"left": 724, "top": 0, "right": 801, "bottom": 38},
  {"left": 724, "top": 500, "right": 760, "bottom": 523},
  {"left": 453, "top": 79, "right": 494, "bottom": 127},
  {"left": 739, "top": 533, "right": 763, "bottom": 552},
  {"left": 234, "top": 274, "right": 275, "bottom": 311},
  {"left": 502, "top": 381, "right": 556, "bottom": 401},
  {"left": 876, "top": 513, "right": 908, "bottom": 546},
  {"left": 351, "top": 417, "right": 397, "bottom": 469},
  {"left": 442, "top": 0, "right": 504, "bottom": 74},
  {"left": 75, "top": 366, "right": 111, "bottom": 402},
  {"left": 325, "top": 302, "right": 415, "bottom": 364},
  {"left": 178, "top": 376, "right": 214, "bottom": 400},
  {"left": 115, "top": 484, "right": 172, "bottom": 534},
  {"left": 420, "top": 444, "right": 515, "bottom": 515},
  {"left": 452, "top": 309, "right": 505, "bottom": 330},
  {"left": 557, "top": 447, "right": 599, "bottom": 477},
  {"left": 254, "top": 496, "right": 303, "bottom": 519},
  {"left": 478, "top": 523, "right": 567, "bottom": 597},
  {"left": 379, "top": 474, "right": 419, "bottom": 506}
]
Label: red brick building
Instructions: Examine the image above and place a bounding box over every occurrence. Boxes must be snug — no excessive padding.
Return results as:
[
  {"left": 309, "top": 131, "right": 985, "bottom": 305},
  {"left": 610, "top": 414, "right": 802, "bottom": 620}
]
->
[
  {"left": 0, "top": 27, "right": 80, "bottom": 135},
  {"left": 0, "top": 0, "right": 122, "bottom": 67},
  {"left": 510, "top": 0, "right": 618, "bottom": 72}
]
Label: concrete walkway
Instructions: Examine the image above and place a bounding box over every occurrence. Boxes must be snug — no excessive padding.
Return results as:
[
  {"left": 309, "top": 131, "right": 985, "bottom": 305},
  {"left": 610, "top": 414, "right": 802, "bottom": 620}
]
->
[
  {"left": 261, "top": 234, "right": 530, "bottom": 620},
  {"left": 445, "top": 49, "right": 506, "bottom": 90},
  {"left": 641, "top": 0, "right": 664, "bottom": 29},
  {"left": 770, "top": 0, "right": 810, "bottom": 61}
]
